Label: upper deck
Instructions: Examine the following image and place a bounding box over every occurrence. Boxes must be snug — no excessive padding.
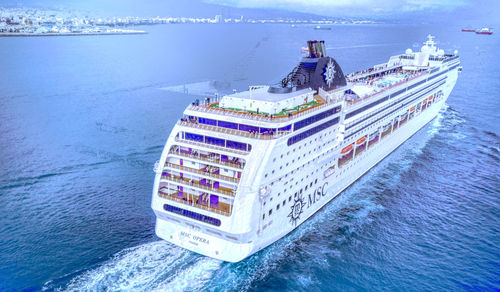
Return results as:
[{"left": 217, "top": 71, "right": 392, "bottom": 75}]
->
[
  {"left": 344, "top": 65, "right": 429, "bottom": 109},
  {"left": 182, "top": 36, "right": 457, "bottom": 139}
]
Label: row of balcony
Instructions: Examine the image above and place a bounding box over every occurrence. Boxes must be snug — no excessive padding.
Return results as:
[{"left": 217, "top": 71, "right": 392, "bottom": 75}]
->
[
  {"left": 161, "top": 173, "right": 236, "bottom": 197},
  {"left": 164, "top": 162, "right": 240, "bottom": 184},
  {"left": 175, "top": 136, "right": 249, "bottom": 156},
  {"left": 158, "top": 189, "right": 231, "bottom": 216},
  {"left": 178, "top": 120, "right": 291, "bottom": 140},
  {"left": 169, "top": 147, "right": 245, "bottom": 169}
]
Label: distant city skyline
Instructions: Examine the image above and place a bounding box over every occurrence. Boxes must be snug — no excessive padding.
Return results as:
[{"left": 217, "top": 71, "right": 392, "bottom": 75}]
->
[{"left": 1, "top": 0, "right": 498, "bottom": 25}]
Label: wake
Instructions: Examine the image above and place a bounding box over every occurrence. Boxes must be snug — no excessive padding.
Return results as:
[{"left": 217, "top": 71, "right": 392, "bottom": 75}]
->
[{"left": 55, "top": 241, "right": 221, "bottom": 291}]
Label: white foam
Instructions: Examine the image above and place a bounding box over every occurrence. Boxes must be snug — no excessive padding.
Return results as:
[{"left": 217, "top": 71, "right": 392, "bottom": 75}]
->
[
  {"left": 60, "top": 241, "right": 190, "bottom": 291},
  {"left": 153, "top": 257, "right": 222, "bottom": 291}
]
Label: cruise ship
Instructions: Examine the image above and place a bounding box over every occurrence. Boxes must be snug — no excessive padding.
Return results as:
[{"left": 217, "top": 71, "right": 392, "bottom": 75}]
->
[{"left": 151, "top": 35, "right": 461, "bottom": 262}]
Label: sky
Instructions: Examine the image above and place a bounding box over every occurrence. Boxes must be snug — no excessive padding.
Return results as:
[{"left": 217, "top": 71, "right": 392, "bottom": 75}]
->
[
  {"left": 2, "top": 0, "right": 499, "bottom": 25},
  {"left": 205, "top": 0, "right": 467, "bottom": 17}
]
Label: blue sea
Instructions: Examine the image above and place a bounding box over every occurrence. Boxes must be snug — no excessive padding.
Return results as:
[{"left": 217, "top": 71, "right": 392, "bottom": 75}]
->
[{"left": 0, "top": 23, "right": 499, "bottom": 291}]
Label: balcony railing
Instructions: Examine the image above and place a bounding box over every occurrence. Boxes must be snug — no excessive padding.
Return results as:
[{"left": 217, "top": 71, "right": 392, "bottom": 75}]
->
[
  {"left": 165, "top": 162, "right": 240, "bottom": 184},
  {"left": 175, "top": 136, "right": 249, "bottom": 156},
  {"left": 169, "top": 148, "right": 245, "bottom": 170},
  {"left": 158, "top": 190, "right": 231, "bottom": 216},
  {"left": 161, "top": 174, "right": 236, "bottom": 197},
  {"left": 178, "top": 120, "right": 291, "bottom": 140}
]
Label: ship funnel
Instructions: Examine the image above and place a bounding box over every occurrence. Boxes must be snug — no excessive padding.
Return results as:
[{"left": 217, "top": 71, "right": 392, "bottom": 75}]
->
[{"left": 307, "top": 40, "right": 326, "bottom": 58}]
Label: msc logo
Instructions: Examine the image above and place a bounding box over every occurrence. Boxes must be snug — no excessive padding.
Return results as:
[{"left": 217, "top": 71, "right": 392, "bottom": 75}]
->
[{"left": 288, "top": 182, "right": 328, "bottom": 226}]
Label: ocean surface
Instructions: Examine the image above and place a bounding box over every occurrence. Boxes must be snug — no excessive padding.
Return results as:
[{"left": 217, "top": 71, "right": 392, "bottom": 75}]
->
[{"left": 0, "top": 23, "right": 499, "bottom": 291}]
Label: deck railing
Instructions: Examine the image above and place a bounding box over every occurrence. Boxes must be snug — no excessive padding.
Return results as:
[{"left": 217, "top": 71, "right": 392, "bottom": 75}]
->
[
  {"left": 169, "top": 148, "right": 245, "bottom": 169},
  {"left": 186, "top": 94, "right": 340, "bottom": 123},
  {"left": 174, "top": 137, "right": 249, "bottom": 156},
  {"left": 178, "top": 120, "right": 291, "bottom": 140},
  {"left": 165, "top": 162, "right": 240, "bottom": 184},
  {"left": 158, "top": 190, "right": 231, "bottom": 216},
  {"left": 161, "top": 174, "right": 236, "bottom": 197}
]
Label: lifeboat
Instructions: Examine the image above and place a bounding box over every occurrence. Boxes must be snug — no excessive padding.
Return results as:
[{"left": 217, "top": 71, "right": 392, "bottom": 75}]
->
[
  {"left": 410, "top": 106, "right": 416, "bottom": 112},
  {"left": 422, "top": 98, "right": 427, "bottom": 104},
  {"left": 341, "top": 144, "right": 353, "bottom": 154},
  {"left": 356, "top": 136, "right": 366, "bottom": 145}
]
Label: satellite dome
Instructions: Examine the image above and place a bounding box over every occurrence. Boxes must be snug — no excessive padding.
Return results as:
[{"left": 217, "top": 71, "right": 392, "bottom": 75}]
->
[{"left": 405, "top": 48, "right": 413, "bottom": 54}]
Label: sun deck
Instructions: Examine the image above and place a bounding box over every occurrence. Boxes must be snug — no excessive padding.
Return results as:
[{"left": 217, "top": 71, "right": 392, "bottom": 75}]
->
[
  {"left": 344, "top": 66, "right": 429, "bottom": 109},
  {"left": 187, "top": 93, "right": 341, "bottom": 123}
]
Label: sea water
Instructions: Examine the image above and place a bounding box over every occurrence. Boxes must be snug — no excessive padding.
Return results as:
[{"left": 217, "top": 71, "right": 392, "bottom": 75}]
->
[{"left": 0, "top": 23, "right": 498, "bottom": 291}]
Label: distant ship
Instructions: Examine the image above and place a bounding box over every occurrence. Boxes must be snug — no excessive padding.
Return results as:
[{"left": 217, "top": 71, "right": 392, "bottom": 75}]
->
[
  {"left": 475, "top": 28, "right": 493, "bottom": 35},
  {"left": 152, "top": 35, "right": 461, "bottom": 262},
  {"left": 314, "top": 26, "right": 331, "bottom": 30},
  {"left": 461, "top": 28, "right": 475, "bottom": 32}
]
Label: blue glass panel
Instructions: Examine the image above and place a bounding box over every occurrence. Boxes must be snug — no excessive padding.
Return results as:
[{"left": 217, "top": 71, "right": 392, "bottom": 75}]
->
[
  {"left": 239, "top": 124, "right": 259, "bottom": 132},
  {"left": 163, "top": 204, "right": 221, "bottom": 226},
  {"left": 294, "top": 108, "right": 336, "bottom": 131},
  {"left": 288, "top": 117, "right": 339, "bottom": 146},
  {"left": 206, "top": 136, "right": 225, "bottom": 147},
  {"left": 218, "top": 120, "right": 238, "bottom": 129},
  {"left": 259, "top": 127, "right": 276, "bottom": 134},
  {"left": 227, "top": 140, "right": 247, "bottom": 150},
  {"left": 278, "top": 125, "right": 292, "bottom": 131},
  {"left": 185, "top": 132, "right": 203, "bottom": 142},
  {"left": 199, "top": 118, "right": 217, "bottom": 126}
]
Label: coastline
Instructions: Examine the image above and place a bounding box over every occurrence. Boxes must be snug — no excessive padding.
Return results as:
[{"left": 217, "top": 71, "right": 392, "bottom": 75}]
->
[{"left": 0, "top": 31, "right": 148, "bottom": 37}]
